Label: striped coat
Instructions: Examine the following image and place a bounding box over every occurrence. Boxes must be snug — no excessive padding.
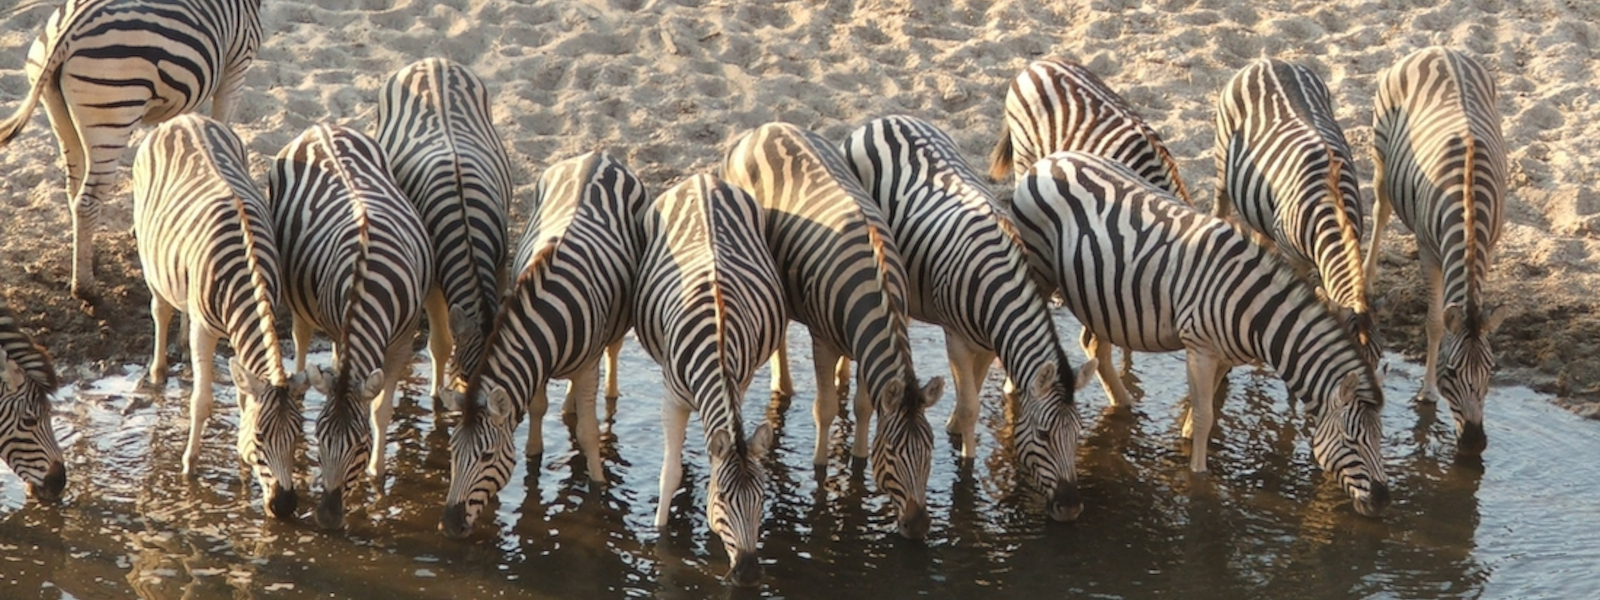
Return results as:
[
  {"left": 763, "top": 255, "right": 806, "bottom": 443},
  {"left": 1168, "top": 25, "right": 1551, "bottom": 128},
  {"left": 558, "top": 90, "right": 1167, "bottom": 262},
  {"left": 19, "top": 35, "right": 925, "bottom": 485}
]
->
[{"left": 0, "top": 306, "right": 65, "bottom": 503}]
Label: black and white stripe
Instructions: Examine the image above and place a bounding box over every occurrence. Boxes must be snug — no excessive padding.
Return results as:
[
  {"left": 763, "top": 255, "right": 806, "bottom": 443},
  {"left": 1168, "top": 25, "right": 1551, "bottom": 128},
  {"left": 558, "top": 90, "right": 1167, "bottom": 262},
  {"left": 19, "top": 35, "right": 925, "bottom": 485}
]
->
[
  {"left": 990, "top": 58, "right": 1191, "bottom": 203},
  {"left": 844, "top": 115, "right": 1096, "bottom": 524},
  {"left": 440, "top": 152, "right": 646, "bottom": 539},
  {"left": 0, "top": 305, "right": 65, "bottom": 503},
  {"left": 634, "top": 174, "right": 783, "bottom": 587},
  {"left": 132, "top": 114, "right": 306, "bottom": 519},
  {"left": 1011, "top": 151, "right": 1390, "bottom": 517},
  {"left": 0, "top": 0, "right": 262, "bottom": 298},
  {"left": 1214, "top": 58, "right": 1381, "bottom": 368},
  {"left": 376, "top": 58, "right": 513, "bottom": 409},
  {"left": 269, "top": 124, "right": 434, "bottom": 530},
  {"left": 722, "top": 122, "right": 942, "bottom": 539},
  {"left": 1367, "top": 46, "right": 1507, "bottom": 455}
]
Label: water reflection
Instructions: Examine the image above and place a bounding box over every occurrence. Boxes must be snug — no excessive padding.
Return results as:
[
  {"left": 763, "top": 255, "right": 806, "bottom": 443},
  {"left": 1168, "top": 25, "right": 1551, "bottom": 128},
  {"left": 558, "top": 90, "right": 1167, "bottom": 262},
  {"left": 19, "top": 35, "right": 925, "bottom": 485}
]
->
[{"left": 0, "top": 318, "right": 1596, "bottom": 598}]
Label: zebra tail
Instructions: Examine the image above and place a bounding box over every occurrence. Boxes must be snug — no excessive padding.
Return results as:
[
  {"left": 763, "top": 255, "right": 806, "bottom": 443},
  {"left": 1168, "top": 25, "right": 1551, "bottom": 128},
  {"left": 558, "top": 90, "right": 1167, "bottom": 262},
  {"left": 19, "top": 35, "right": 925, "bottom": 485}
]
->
[
  {"left": 1326, "top": 153, "right": 1367, "bottom": 306},
  {"left": 0, "top": 8, "right": 77, "bottom": 147},
  {"left": 336, "top": 201, "right": 373, "bottom": 377},
  {"left": 988, "top": 126, "right": 1014, "bottom": 182},
  {"left": 233, "top": 193, "right": 287, "bottom": 380},
  {"left": 1149, "top": 128, "right": 1194, "bottom": 205}
]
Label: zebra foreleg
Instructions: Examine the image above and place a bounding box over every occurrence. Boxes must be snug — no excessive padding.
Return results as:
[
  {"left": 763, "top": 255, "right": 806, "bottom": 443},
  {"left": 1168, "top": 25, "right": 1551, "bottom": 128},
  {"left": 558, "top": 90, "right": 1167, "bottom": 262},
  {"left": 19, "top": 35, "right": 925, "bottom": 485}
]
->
[
  {"left": 809, "top": 335, "right": 845, "bottom": 466},
  {"left": 1181, "top": 350, "right": 1226, "bottom": 473},
  {"left": 423, "top": 288, "right": 453, "bottom": 402},
  {"left": 566, "top": 361, "right": 606, "bottom": 483},
  {"left": 148, "top": 296, "right": 176, "bottom": 386},
  {"left": 604, "top": 338, "right": 623, "bottom": 400},
  {"left": 1082, "top": 329, "right": 1134, "bottom": 408},
  {"left": 943, "top": 333, "right": 992, "bottom": 459},
  {"left": 1419, "top": 257, "right": 1446, "bottom": 403},
  {"left": 366, "top": 339, "right": 413, "bottom": 481},
  {"left": 182, "top": 324, "right": 222, "bottom": 477},
  {"left": 291, "top": 314, "right": 314, "bottom": 373},
  {"left": 654, "top": 395, "right": 692, "bottom": 528},
  {"left": 526, "top": 385, "right": 549, "bottom": 458},
  {"left": 768, "top": 329, "right": 793, "bottom": 397}
]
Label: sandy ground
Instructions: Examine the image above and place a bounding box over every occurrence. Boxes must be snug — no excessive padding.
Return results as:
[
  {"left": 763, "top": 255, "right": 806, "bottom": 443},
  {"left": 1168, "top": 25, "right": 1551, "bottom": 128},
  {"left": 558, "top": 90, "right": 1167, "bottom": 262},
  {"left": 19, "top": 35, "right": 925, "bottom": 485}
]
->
[{"left": 0, "top": 0, "right": 1596, "bottom": 415}]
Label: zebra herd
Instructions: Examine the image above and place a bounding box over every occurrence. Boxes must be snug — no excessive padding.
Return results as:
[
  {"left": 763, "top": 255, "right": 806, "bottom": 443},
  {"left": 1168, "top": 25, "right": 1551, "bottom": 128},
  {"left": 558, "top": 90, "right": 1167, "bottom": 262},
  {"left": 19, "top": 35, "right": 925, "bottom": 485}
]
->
[{"left": 0, "top": 0, "right": 1510, "bottom": 588}]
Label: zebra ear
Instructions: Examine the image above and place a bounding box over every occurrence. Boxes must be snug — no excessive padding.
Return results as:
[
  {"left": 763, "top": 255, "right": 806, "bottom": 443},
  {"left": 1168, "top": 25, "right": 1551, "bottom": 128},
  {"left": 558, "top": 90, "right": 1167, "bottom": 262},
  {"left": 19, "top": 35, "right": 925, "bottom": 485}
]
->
[
  {"left": 439, "top": 387, "right": 465, "bottom": 412},
  {"left": 229, "top": 357, "right": 266, "bottom": 398},
  {"left": 1031, "top": 361, "right": 1058, "bottom": 399},
  {"left": 361, "top": 369, "right": 386, "bottom": 400},
  {"left": 1484, "top": 304, "right": 1509, "bottom": 333},
  {"left": 708, "top": 429, "right": 733, "bottom": 462},
  {"left": 1443, "top": 303, "right": 1467, "bottom": 330},
  {"left": 2, "top": 353, "right": 24, "bottom": 392},
  {"left": 747, "top": 422, "right": 773, "bottom": 459},
  {"left": 485, "top": 385, "right": 513, "bottom": 422},
  {"left": 287, "top": 370, "right": 311, "bottom": 396},
  {"left": 307, "top": 365, "right": 334, "bottom": 396},
  {"left": 1073, "top": 359, "right": 1098, "bottom": 392},
  {"left": 920, "top": 376, "right": 945, "bottom": 409},
  {"left": 1337, "top": 371, "right": 1361, "bottom": 405},
  {"left": 448, "top": 305, "right": 473, "bottom": 341},
  {"left": 883, "top": 379, "right": 905, "bottom": 411}
]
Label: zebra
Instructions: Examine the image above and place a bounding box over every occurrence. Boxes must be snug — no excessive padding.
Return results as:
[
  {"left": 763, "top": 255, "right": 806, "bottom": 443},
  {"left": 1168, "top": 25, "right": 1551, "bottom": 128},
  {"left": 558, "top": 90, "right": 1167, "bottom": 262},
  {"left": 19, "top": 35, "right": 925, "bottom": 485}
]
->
[
  {"left": 843, "top": 115, "right": 1097, "bottom": 523},
  {"left": 1366, "top": 46, "right": 1507, "bottom": 455},
  {"left": 0, "top": 306, "right": 66, "bottom": 503},
  {"left": 1010, "top": 151, "right": 1390, "bottom": 517},
  {"left": 633, "top": 174, "right": 784, "bottom": 587},
  {"left": 440, "top": 152, "right": 646, "bottom": 539},
  {"left": 132, "top": 114, "right": 307, "bottom": 519},
  {"left": 376, "top": 58, "right": 513, "bottom": 411},
  {"left": 269, "top": 124, "right": 434, "bottom": 530},
  {"left": 722, "top": 122, "right": 944, "bottom": 539},
  {"left": 1213, "top": 58, "right": 1382, "bottom": 371},
  {"left": 0, "top": 0, "right": 262, "bottom": 299}
]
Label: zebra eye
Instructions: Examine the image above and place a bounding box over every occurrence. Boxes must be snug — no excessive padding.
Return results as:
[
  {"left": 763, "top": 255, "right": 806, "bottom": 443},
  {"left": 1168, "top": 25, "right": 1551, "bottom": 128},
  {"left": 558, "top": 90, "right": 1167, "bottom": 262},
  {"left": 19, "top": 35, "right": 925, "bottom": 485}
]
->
[
  {"left": 479, "top": 451, "right": 496, "bottom": 463},
  {"left": 19, "top": 417, "right": 38, "bottom": 429}
]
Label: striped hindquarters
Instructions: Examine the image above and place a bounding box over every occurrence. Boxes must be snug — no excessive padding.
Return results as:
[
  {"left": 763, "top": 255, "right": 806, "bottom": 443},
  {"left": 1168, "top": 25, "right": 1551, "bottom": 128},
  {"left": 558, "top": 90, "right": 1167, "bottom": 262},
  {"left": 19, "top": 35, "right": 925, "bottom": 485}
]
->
[
  {"left": 991, "top": 58, "right": 1191, "bottom": 204},
  {"left": 377, "top": 58, "right": 513, "bottom": 386},
  {"left": 1214, "top": 58, "right": 1378, "bottom": 365},
  {"left": 0, "top": 305, "right": 64, "bottom": 501}
]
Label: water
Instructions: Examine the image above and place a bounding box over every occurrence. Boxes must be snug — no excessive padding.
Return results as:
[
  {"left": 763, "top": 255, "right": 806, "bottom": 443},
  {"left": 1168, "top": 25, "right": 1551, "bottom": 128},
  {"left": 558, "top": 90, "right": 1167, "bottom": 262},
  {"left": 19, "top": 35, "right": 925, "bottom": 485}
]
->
[{"left": 2, "top": 315, "right": 1596, "bottom": 599}]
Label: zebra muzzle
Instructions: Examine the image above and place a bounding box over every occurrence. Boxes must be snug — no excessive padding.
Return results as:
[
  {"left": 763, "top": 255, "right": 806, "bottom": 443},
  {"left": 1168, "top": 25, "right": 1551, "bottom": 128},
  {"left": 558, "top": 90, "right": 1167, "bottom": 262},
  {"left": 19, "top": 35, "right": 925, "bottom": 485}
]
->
[
  {"left": 30, "top": 462, "right": 66, "bottom": 503},
  {"left": 1458, "top": 421, "right": 1488, "bottom": 456},
  {"left": 897, "top": 499, "right": 930, "bottom": 540},
  {"left": 315, "top": 490, "right": 346, "bottom": 530},
  {"left": 267, "top": 484, "right": 297, "bottom": 519},
  {"left": 726, "top": 552, "right": 763, "bottom": 588},
  {"left": 1048, "top": 481, "right": 1084, "bottom": 522},
  {"left": 439, "top": 502, "right": 473, "bottom": 539}
]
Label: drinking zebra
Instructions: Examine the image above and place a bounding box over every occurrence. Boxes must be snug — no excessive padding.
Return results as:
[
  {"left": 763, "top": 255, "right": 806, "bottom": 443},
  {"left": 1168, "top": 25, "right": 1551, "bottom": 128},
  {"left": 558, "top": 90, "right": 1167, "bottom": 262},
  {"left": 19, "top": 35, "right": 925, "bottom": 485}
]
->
[
  {"left": 634, "top": 175, "right": 784, "bottom": 587},
  {"left": 843, "top": 115, "right": 1096, "bottom": 523},
  {"left": 269, "top": 124, "right": 434, "bottom": 530},
  {"left": 440, "top": 152, "right": 645, "bottom": 539},
  {"left": 1214, "top": 58, "right": 1382, "bottom": 369},
  {"left": 376, "top": 58, "right": 514, "bottom": 410},
  {"left": 722, "top": 122, "right": 943, "bottom": 539},
  {"left": 132, "top": 114, "right": 307, "bottom": 519},
  {"left": 1367, "top": 47, "right": 1507, "bottom": 455},
  {"left": 0, "top": 306, "right": 65, "bottom": 503},
  {"left": 1011, "top": 151, "right": 1389, "bottom": 517},
  {"left": 0, "top": 0, "right": 262, "bottom": 298}
]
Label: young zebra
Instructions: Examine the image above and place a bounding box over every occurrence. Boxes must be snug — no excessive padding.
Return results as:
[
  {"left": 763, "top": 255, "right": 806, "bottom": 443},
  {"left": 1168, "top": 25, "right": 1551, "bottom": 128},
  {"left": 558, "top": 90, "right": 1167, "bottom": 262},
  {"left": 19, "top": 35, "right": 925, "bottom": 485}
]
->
[
  {"left": 1367, "top": 47, "right": 1507, "bottom": 455},
  {"left": 990, "top": 58, "right": 1192, "bottom": 203},
  {"left": 634, "top": 175, "right": 784, "bottom": 587},
  {"left": 1214, "top": 58, "right": 1382, "bottom": 369},
  {"left": 722, "top": 122, "right": 944, "bottom": 539},
  {"left": 0, "top": 306, "right": 66, "bottom": 503},
  {"left": 132, "top": 114, "right": 307, "bottom": 519},
  {"left": 440, "top": 152, "right": 646, "bottom": 539},
  {"left": 376, "top": 58, "right": 513, "bottom": 410},
  {"left": 269, "top": 124, "right": 434, "bottom": 530},
  {"left": 0, "top": 0, "right": 262, "bottom": 299},
  {"left": 1011, "top": 151, "right": 1390, "bottom": 517},
  {"left": 843, "top": 115, "right": 1097, "bottom": 523}
]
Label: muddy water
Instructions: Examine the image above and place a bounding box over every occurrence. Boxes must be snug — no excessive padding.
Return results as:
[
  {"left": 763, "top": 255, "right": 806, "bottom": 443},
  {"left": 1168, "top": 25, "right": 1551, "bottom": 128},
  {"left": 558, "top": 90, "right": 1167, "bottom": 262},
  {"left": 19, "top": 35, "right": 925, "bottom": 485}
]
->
[{"left": 2, "top": 315, "right": 1597, "bottom": 599}]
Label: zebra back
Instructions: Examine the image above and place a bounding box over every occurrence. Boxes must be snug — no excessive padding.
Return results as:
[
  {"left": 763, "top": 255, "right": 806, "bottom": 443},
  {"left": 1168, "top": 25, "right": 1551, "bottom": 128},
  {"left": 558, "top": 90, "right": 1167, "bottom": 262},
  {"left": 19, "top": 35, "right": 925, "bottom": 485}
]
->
[
  {"left": 0, "top": 304, "right": 65, "bottom": 501},
  {"left": 991, "top": 58, "right": 1191, "bottom": 205},
  {"left": 1011, "top": 151, "right": 1388, "bottom": 514},
  {"left": 1214, "top": 58, "right": 1377, "bottom": 364},
  {"left": 376, "top": 57, "right": 513, "bottom": 387}
]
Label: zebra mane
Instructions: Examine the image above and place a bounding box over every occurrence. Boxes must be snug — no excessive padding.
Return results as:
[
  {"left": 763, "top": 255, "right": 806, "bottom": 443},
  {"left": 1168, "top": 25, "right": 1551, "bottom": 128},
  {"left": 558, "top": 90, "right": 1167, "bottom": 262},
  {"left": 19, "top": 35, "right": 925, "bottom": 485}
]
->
[
  {"left": 223, "top": 153, "right": 287, "bottom": 385},
  {"left": 1145, "top": 124, "right": 1193, "bottom": 205},
  {"left": 988, "top": 125, "right": 1015, "bottom": 182},
  {"left": 699, "top": 181, "right": 749, "bottom": 456},
  {"left": 1324, "top": 152, "right": 1368, "bottom": 313},
  {"left": 1460, "top": 131, "right": 1481, "bottom": 311},
  {"left": 863, "top": 217, "right": 920, "bottom": 407},
  {"left": 326, "top": 127, "right": 374, "bottom": 394}
]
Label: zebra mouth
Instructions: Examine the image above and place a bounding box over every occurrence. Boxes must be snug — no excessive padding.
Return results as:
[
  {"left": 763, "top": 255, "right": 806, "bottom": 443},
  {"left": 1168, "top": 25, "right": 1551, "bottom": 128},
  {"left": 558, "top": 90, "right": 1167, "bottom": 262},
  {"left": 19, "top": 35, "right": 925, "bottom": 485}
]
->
[
  {"left": 267, "top": 484, "right": 298, "bottom": 519},
  {"left": 1351, "top": 481, "right": 1391, "bottom": 517},
  {"left": 439, "top": 502, "right": 474, "bottom": 539},
  {"left": 315, "top": 491, "right": 346, "bottom": 530},
  {"left": 29, "top": 463, "right": 66, "bottom": 503},
  {"left": 897, "top": 500, "right": 930, "bottom": 540},
  {"left": 1048, "top": 480, "right": 1083, "bottom": 522},
  {"left": 1457, "top": 421, "right": 1488, "bottom": 456}
]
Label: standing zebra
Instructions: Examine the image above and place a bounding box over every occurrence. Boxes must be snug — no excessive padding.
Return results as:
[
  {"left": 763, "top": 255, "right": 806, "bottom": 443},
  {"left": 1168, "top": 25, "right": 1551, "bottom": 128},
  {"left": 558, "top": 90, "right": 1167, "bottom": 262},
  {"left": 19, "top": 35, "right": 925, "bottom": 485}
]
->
[
  {"left": 0, "top": 0, "right": 262, "bottom": 298},
  {"left": 440, "top": 152, "right": 646, "bottom": 539},
  {"left": 1214, "top": 58, "right": 1382, "bottom": 369},
  {"left": 990, "top": 58, "right": 1192, "bottom": 203},
  {"left": 0, "top": 306, "right": 66, "bottom": 503},
  {"left": 133, "top": 114, "right": 306, "bottom": 519},
  {"left": 1367, "top": 47, "right": 1507, "bottom": 455},
  {"left": 843, "top": 115, "right": 1096, "bottom": 523},
  {"left": 722, "top": 122, "right": 943, "bottom": 539},
  {"left": 634, "top": 175, "right": 784, "bottom": 587},
  {"left": 376, "top": 58, "right": 514, "bottom": 409},
  {"left": 270, "top": 124, "right": 434, "bottom": 530},
  {"left": 1011, "top": 151, "right": 1389, "bottom": 517}
]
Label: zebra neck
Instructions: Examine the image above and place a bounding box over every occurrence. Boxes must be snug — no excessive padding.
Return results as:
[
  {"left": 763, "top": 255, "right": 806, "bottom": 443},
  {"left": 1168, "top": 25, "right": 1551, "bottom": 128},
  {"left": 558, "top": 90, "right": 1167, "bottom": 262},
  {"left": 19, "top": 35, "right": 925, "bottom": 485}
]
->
[
  {"left": 993, "top": 305, "right": 1064, "bottom": 392},
  {"left": 1255, "top": 301, "right": 1369, "bottom": 415}
]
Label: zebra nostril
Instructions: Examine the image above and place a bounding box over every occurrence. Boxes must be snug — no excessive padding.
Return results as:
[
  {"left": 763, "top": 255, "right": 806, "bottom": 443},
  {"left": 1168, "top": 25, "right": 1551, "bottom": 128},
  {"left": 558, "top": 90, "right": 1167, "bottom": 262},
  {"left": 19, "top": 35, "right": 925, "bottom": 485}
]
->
[
  {"left": 268, "top": 484, "right": 297, "bottom": 519},
  {"left": 439, "top": 502, "right": 473, "bottom": 539},
  {"left": 898, "top": 500, "right": 930, "bottom": 540},
  {"left": 315, "top": 491, "right": 345, "bottom": 530}
]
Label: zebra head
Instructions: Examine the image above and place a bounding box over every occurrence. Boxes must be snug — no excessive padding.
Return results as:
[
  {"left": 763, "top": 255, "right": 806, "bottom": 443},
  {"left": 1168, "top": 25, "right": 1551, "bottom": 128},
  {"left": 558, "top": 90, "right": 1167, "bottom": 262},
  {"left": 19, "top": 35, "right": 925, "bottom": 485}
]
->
[
  {"left": 440, "top": 382, "right": 518, "bottom": 539},
  {"left": 307, "top": 364, "right": 383, "bottom": 530},
  {"left": 0, "top": 350, "right": 64, "bottom": 503},
  {"left": 706, "top": 423, "right": 772, "bottom": 587},
  {"left": 232, "top": 358, "right": 308, "bottom": 519},
  {"left": 1013, "top": 359, "right": 1097, "bottom": 522},
  {"left": 869, "top": 375, "right": 944, "bottom": 540},
  {"left": 1437, "top": 302, "right": 1507, "bottom": 456},
  {"left": 1313, "top": 370, "right": 1390, "bottom": 517}
]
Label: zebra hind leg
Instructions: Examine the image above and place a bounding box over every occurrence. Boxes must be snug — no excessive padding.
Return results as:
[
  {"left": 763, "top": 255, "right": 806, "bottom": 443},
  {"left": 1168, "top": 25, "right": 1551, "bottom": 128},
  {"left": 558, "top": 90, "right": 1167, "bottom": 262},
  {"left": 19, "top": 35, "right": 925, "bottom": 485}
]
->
[
  {"left": 182, "top": 324, "right": 223, "bottom": 477},
  {"left": 654, "top": 394, "right": 692, "bottom": 528},
  {"left": 63, "top": 93, "right": 148, "bottom": 299},
  {"left": 566, "top": 361, "right": 606, "bottom": 483},
  {"left": 942, "top": 332, "right": 991, "bottom": 459},
  {"left": 1082, "top": 329, "right": 1134, "bottom": 408},
  {"left": 147, "top": 296, "right": 175, "bottom": 387},
  {"left": 809, "top": 335, "right": 844, "bottom": 466},
  {"left": 1181, "top": 349, "right": 1226, "bottom": 473}
]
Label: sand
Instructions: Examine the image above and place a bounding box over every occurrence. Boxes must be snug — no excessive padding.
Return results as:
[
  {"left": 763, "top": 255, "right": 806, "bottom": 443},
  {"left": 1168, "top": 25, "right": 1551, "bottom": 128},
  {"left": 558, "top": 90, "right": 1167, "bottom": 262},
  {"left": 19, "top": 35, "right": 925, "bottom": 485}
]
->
[{"left": 0, "top": 0, "right": 1597, "bottom": 415}]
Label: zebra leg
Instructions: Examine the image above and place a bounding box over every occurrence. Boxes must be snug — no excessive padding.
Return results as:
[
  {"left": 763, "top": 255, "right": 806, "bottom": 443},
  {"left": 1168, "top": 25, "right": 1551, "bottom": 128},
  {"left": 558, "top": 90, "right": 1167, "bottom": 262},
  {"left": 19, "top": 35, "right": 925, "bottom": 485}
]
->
[
  {"left": 39, "top": 83, "right": 87, "bottom": 201},
  {"left": 769, "top": 329, "right": 793, "bottom": 397},
  {"left": 210, "top": 66, "right": 246, "bottom": 124},
  {"left": 1364, "top": 159, "right": 1393, "bottom": 284},
  {"left": 292, "top": 314, "right": 314, "bottom": 373},
  {"left": 1419, "top": 255, "right": 1445, "bottom": 403},
  {"left": 943, "top": 332, "right": 990, "bottom": 458},
  {"left": 62, "top": 98, "right": 145, "bottom": 299},
  {"left": 655, "top": 393, "right": 691, "bottom": 528},
  {"left": 850, "top": 369, "right": 872, "bottom": 460},
  {"left": 567, "top": 361, "right": 606, "bottom": 483},
  {"left": 604, "top": 338, "right": 623, "bottom": 400},
  {"left": 148, "top": 297, "right": 175, "bottom": 386},
  {"left": 810, "top": 335, "right": 844, "bottom": 466},
  {"left": 834, "top": 354, "right": 852, "bottom": 404},
  {"left": 1182, "top": 350, "right": 1225, "bottom": 473},
  {"left": 526, "top": 385, "right": 549, "bottom": 458},
  {"left": 182, "top": 324, "right": 222, "bottom": 477},
  {"left": 424, "top": 288, "right": 452, "bottom": 401},
  {"left": 1082, "top": 329, "right": 1133, "bottom": 407},
  {"left": 366, "top": 340, "right": 412, "bottom": 480}
]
